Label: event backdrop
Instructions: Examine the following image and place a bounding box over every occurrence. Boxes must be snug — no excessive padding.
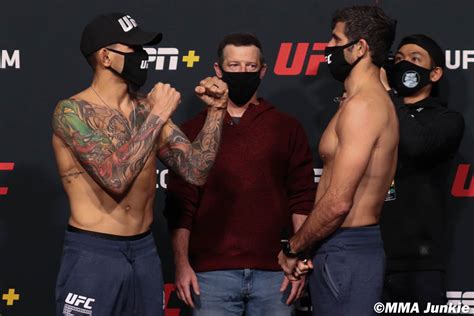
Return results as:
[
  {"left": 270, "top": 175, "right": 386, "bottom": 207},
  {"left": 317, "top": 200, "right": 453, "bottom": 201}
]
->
[{"left": 0, "top": 0, "right": 472, "bottom": 315}]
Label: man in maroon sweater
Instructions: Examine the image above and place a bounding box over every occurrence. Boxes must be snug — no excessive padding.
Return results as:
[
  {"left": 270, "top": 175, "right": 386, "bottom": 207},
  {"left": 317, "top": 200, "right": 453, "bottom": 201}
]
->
[{"left": 164, "top": 33, "right": 316, "bottom": 315}]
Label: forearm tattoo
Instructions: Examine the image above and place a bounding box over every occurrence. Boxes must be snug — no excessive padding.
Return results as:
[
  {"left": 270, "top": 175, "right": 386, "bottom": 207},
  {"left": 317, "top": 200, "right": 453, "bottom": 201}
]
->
[{"left": 158, "top": 109, "right": 225, "bottom": 185}]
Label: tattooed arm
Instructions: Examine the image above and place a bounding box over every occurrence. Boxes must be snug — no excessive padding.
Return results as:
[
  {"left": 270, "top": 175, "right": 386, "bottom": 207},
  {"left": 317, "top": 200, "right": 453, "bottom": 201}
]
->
[
  {"left": 157, "top": 109, "right": 225, "bottom": 185},
  {"left": 52, "top": 99, "right": 165, "bottom": 195},
  {"left": 157, "top": 77, "right": 228, "bottom": 186}
]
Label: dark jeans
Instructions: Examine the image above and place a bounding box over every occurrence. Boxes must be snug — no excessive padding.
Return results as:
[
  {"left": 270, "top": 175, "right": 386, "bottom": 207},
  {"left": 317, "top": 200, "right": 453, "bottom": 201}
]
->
[{"left": 309, "top": 225, "right": 385, "bottom": 316}]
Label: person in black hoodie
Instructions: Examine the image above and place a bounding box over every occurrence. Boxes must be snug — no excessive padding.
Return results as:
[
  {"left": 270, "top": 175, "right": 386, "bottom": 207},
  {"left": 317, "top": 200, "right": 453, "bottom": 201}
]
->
[{"left": 380, "top": 34, "right": 465, "bottom": 312}]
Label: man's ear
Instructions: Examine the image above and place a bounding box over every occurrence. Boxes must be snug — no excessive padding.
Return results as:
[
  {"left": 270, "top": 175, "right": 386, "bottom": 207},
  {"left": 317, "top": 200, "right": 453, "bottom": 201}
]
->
[
  {"left": 259, "top": 64, "right": 268, "bottom": 79},
  {"left": 214, "top": 62, "right": 223, "bottom": 78},
  {"left": 357, "top": 39, "right": 369, "bottom": 58},
  {"left": 430, "top": 66, "right": 443, "bottom": 83},
  {"left": 98, "top": 48, "right": 112, "bottom": 67}
]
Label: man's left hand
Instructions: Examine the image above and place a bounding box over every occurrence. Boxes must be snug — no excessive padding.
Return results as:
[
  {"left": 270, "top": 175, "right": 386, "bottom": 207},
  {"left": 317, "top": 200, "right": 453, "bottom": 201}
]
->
[
  {"left": 278, "top": 250, "right": 299, "bottom": 280},
  {"left": 280, "top": 275, "right": 307, "bottom": 305}
]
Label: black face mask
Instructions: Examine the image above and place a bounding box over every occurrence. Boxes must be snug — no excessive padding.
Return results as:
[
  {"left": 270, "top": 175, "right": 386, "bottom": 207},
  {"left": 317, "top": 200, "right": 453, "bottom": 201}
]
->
[
  {"left": 107, "top": 47, "right": 149, "bottom": 91},
  {"left": 389, "top": 60, "right": 433, "bottom": 97},
  {"left": 324, "top": 40, "right": 362, "bottom": 82},
  {"left": 221, "top": 70, "right": 261, "bottom": 106}
]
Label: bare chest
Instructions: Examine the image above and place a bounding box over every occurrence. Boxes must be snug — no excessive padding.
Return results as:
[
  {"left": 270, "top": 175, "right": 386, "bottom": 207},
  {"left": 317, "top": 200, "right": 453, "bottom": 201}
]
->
[{"left": 318, "top": 111, "right": 340, "bottom": 164}]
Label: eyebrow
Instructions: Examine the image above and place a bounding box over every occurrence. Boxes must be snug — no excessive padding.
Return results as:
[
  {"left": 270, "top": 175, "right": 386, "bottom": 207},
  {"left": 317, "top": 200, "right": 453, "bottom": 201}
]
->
[{"left": 332, "top": 32, "right": 341, "bottom": 41}]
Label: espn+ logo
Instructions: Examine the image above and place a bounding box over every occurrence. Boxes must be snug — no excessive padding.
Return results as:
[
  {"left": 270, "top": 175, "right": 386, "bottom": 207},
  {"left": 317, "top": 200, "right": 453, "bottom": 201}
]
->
[{"left": 143, "top": 48, "right": 200, "bottom": 71}]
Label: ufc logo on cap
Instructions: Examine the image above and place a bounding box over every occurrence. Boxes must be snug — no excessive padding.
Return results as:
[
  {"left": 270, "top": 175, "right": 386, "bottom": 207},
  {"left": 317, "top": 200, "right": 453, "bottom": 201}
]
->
[{"left": 118, "top": 15, "right": 138, "bottom": 32}]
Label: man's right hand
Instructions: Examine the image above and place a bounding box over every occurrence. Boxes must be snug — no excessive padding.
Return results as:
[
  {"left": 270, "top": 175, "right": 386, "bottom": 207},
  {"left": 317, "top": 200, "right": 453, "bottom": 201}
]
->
[
  {"left": 147, "top": 82, "right": 182, "bottom": 120},
  {"left": 195, "top": 76, "right": 228, "bottom": 109},
  {"left": 175, "top": 262, "right": 200, "bottom": 308}
]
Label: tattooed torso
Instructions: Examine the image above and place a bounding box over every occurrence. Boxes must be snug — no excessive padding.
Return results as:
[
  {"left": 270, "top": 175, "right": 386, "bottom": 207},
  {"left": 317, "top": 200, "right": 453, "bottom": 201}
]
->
[
  {"left": 53, "top": 89, "right": 226, "bottom": 235},
  {"left": 52, "top": 98, "right": 159, "bottom": 235}
]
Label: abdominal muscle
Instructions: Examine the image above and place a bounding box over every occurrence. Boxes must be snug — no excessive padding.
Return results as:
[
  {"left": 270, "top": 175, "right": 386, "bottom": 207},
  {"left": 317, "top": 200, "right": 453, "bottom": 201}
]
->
[
  {"left": 316, "top": 147, "right": 396, "bottom": 228},
  {"left": 54, "top": 135, "right": 157, "bottom": 236}
]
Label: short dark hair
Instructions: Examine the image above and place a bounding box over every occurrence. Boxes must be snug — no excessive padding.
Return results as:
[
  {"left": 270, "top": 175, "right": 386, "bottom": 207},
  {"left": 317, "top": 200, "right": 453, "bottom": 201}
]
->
[
  {"left": 217, "top": 33, "right": 265, "bottom": 67},
  {"left": 86, "top": 52, "right": 98, "bottom": 70},
  {"left": 332, "top": 5, "right": 396, "bottom": 67}
]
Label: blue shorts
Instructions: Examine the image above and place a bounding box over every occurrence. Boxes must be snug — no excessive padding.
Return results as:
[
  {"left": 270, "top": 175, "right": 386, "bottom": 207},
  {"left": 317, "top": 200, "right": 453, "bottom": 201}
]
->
[
  {"left": 55, "top": 226, "right": 164, "bottom": 316},
  {"left": 309, "top": 225, "right": 385, "bottom": 316}
]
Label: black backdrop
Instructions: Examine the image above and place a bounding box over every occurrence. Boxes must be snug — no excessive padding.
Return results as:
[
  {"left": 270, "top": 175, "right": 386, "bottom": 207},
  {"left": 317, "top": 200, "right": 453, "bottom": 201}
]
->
[{"left": 0, "top": 0, "right": 473, "bottom": 315}]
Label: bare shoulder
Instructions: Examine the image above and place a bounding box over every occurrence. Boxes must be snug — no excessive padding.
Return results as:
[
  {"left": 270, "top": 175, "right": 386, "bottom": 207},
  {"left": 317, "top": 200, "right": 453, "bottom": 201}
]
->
[
  {"left": 342, "top": 91, "right": 391, "bottom": 121},
  {"left": 52, "top": 98, "right": 82, "bottom": 124},
  {"left": 337, "top": 92, "right": 389, "bottom": 136}
]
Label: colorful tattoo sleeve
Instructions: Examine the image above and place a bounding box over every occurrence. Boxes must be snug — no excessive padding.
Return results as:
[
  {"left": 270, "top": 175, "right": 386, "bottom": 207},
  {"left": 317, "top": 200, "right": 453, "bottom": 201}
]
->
[
  {"left": 52, "top": 99, "right": 164, "bottom": 194},
  {"left": 157, "top": 108, "right": 226, "bottom": 185}
]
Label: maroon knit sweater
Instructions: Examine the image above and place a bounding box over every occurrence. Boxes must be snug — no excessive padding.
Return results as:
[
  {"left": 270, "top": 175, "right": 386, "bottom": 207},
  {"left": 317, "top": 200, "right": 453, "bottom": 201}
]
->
[{"left": 164, "top": 99, "right": 316, "bottom": 272}]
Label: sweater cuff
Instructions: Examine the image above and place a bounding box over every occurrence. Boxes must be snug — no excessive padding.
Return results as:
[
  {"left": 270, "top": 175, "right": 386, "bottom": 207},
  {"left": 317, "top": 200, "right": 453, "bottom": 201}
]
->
[
  {"left": 168, "top": 215, "right": 194, "bottom": 231},
  {"left": 291, "top": 202, "right": 314, "bottom": 216}
]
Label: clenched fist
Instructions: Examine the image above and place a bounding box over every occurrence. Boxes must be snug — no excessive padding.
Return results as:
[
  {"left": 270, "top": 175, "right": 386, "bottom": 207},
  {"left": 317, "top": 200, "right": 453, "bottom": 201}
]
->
[
  {"left": 147, "top": 82, "right": 181, "bottom": 120},
  {"left": 195, "top": 77, "right": 228, "bottom": 109}
]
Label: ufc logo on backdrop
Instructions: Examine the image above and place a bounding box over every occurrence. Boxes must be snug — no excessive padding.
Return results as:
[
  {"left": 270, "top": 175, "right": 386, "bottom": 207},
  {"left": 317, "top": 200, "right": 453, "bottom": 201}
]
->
[
  {"left": 156, "top": 169, "right": 168, "bottom": 189},
  {"left": 1, "top": 50, "right": 20, "bottom": 69},
  {"left": 118, "top": 15, "right": 138, "bottom": 32},
  {"left": 314, "top": 168, "right": 323, "bottom": 183},
  {"left": 274, "top": 43, "right": 328, "bottom": 76},
  {"left": 452, "top": 164, "right": 474, "bottom": 197},
  {"left": 164, "top": 284, "right": 180, "bottom": 315},
  {"left": 0, "top": 162, "right": 14, "bottom": 195},
  {"left": 447, "top": 291, "right": 474, "bottom": 314},
  {"left": 446, "top": 50, "right": 474, "bottom": 69},
  {"left": 65, "top": 292, "right": 95, "bottom": 310}
]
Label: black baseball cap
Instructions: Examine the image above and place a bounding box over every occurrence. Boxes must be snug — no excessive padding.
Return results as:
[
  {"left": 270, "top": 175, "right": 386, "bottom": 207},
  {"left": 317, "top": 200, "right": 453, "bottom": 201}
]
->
[
  {"left": 80, "top": 13, "right": 162, "bottom": 57},
  {"left": 398, "top": 34, "right": 445, "bottom": 69}
]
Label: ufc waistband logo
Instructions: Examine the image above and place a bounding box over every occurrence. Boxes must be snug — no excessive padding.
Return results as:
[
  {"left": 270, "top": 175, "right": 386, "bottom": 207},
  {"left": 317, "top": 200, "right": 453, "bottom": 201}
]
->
[
  {"left": 65, "top": 292, "right": 95, "bottom": 310},
  {"left": 118, "top": 15, "right": 138, "bottom": 32}
]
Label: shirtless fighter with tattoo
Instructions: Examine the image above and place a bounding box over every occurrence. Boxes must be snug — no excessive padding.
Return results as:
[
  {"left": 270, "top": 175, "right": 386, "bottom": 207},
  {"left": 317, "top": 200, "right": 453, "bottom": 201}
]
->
[{"left": 52, "top": 13, "right": 227, "bottom": 316}]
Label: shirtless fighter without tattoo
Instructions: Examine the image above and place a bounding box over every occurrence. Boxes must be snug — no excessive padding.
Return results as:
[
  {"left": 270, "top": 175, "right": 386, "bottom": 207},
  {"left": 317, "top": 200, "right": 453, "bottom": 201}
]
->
[
  {"left": 52, "top": 13, "right": 228, "bottom": 316},
  {"left": 278, "top": 6, "right": 398, "bottom": 316}
]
